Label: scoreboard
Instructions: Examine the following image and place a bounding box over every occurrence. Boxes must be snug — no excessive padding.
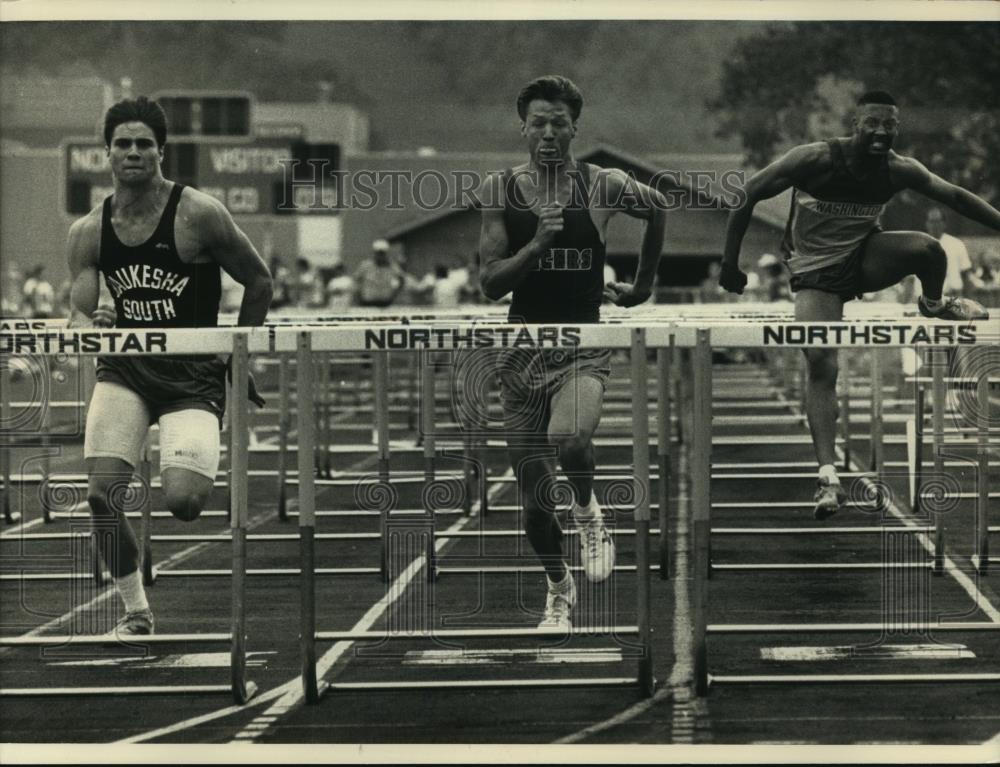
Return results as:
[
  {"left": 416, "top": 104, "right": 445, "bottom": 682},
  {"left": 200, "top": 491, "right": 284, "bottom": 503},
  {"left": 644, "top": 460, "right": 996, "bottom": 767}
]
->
[
  {"left": 63, "top": 91, "right": 339, "bottom": 216},
  {"left": 64, "top": 138, "right": 301, "bottom": 215}
]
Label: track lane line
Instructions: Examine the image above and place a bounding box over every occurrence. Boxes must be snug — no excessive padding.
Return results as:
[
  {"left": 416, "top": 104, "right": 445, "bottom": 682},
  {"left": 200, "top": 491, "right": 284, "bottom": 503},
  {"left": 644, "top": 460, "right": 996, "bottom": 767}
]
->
[
  {"left": 228, "top": 470, "right": 514, "bottom": 742},
  {"left": 772, "top": 388, "right": 1000, "bottom": 624},
  {"left": 554, "top": 447, "right": 684, "bottom": 745}
]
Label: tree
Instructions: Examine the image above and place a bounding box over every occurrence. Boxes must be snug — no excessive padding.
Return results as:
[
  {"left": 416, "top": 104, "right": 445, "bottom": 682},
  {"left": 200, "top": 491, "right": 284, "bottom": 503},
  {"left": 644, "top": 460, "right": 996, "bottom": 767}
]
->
[
  {"left": 0, "top": 22, "right": 367, "bottom": 105},
  {"left": 709, "top": 22, "right": 1000, "bottom": 205}
]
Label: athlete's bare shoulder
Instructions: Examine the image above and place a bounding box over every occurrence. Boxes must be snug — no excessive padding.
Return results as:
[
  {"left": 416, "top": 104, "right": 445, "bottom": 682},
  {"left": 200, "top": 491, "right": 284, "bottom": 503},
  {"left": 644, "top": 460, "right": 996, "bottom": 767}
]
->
[
  {"left": 587, "top": 163, "right": 636, "bottom": 207},
  {"left": 475, "top": 168, "right": 508, "bottom": 211},
  {"left": 67, "top": 204, "right": 103, "bottom": 264},
  {"left": 587, "top": 162, "right": 623, "bottom": 188},
  {"left": 175, "top": 183, "right": 229, "bottom": 222},
  {"left": 885, "top": 150, "right": 929, "bottom": 188},
  {"left": 782, "top": 140, "right": 835, "bottom": 177},
  {"left": 743, "top": 141, "right": 832, "bottom": 200}
]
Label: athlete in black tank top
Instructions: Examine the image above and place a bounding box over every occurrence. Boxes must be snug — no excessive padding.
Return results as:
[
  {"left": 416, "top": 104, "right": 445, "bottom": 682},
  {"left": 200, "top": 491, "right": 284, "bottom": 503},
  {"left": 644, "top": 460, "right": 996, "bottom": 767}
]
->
[
  {"left": 96, "top": 182, "right": 228, "bottom": 421},
  {"left": 478, "top": 76, "right": 667, "bottom": 629},
  {"left": 100, "top": 183, "right": 221, "bottom": 328},
  {"left": 503, "top": 164, "right": 606, "bottom": 323},
  {"left": 66, "top": 96, "right": 273, "bottom": 636}
]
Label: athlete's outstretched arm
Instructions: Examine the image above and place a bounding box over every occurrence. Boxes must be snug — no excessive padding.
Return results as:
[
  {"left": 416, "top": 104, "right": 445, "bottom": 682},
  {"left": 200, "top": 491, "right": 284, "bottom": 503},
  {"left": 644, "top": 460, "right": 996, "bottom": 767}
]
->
[
  {"left": 895, "top": 157, "right": 1000, "bottom": 232},
  {"left": 478, "top": 174, "right": 558, "bottom": 301},
  {"left": 721, "top": 143, "right": 829, "bottom": 293},
  {"left": 601, "top": 168, "right": 667, "bottom": 307},
  {"left": 65, "top": 212, "right": 107, "bottom": 327},
  {"left": 192, "top": 193, "right": 273, "bottom": 326}
]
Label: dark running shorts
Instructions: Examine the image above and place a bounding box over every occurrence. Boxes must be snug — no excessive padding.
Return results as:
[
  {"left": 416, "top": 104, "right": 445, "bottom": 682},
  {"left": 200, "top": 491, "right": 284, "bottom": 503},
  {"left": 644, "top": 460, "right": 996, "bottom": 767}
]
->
[
  {"left": 789, "top": 227, "right": 880, "bottom": 302},
  {"left": 496, "top": 347, "right": 613, "bottom": 437},
  {"left": 96, "top": 355, "right": 227, "bottom": 423}
]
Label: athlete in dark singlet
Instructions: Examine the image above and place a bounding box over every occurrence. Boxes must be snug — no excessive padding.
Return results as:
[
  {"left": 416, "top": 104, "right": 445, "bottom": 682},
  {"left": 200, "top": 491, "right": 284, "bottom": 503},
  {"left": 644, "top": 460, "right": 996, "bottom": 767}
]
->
[
  {"left": 479, "top": 76, "right": 667, "bottom": 629},
  {"left": 67, "top": 96, "right": 273, "bottom": 635},
  {"left": 721, "top": 91, "right": 998, "bottom": 519}
]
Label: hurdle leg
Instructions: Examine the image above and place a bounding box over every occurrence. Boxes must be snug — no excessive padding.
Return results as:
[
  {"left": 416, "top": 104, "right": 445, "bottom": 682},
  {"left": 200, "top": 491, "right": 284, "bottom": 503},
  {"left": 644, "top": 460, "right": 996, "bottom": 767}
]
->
[
  {"left": 296, "top": 333, "right": 323, "bottom": 702},
  {"left": 407, "top": 347, "right": 419, "bottom": 435},
  {"left": 692, "top": 329, "right": 713, "bottom": 696},
  {"left": 840, "top": 356, "right": 852, "bottom": 472},
  {"left": 675, "top": 347, "right": 687, "bottom": 446},
  {"left": 976, "top": 371, "right": 990, "bottom": 575},
  {"left": 373, "top": 352, "right": 391, "bottom": 582},
  {"left": 656, "top": 344, "right": 672, "bottom": 579},
  {"left": 229, "top": 333, "right": 257, "bottom": 704},
  {"left": 277, "top": 353, "right": 290, "bottom": 521},
  {"left": 421, "top": 350, "right": 437, "bottom": 581},
  {"left": 632, "top": 329, "right": 655, "bottom": 696},
  {"left": 869, "top": 349, "right": 884, "bottom": 476},
  {"left": 1, "top": 362, "right": 14, "bottom": 524},
  {"left": 931, "top": 349, "right": 946, "bottom": 576},
  {"left": 321, "top": 353, "right": 333, "bottom": 479},
  {"left": 912, "top": 374, "right": 926, "bottom": 516},
  {"left": 140, "top": 437, "right": 155, "bottom": 586},
  {"left": 39, "top": 386, "right": 52, "bottom": 523}
]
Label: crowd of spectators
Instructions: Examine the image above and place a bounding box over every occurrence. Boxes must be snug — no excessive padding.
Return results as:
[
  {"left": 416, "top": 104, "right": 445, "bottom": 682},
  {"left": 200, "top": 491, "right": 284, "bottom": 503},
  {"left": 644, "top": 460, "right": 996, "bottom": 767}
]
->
[{"left": 267, "top": 238, "right": 481, "bottom": 313}]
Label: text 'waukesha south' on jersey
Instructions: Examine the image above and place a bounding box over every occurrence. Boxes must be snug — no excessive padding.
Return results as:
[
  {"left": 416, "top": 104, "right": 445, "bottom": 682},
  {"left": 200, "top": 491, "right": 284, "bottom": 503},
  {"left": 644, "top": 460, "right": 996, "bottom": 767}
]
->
[
  {"left": 781, "top": 138, "right": 898, "bottom": 276},
  {"left": 100, "top": 183, "right": 221, "bottom": 328},
  {"left": 502, "top": 164, "right": 606, "bottom": 324}
]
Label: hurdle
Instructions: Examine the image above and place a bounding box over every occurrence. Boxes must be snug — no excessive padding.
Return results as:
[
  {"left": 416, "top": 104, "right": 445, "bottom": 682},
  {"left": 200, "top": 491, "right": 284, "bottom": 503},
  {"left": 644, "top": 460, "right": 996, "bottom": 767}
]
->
[
  {"left": 286, "top": 323, "right": 656, "bottom": 701},
  {"left": 1, "top": 361, "right": 13, "bottom": 525},
  {"left": 664, "top": 318, "right": 1000, "bottom": 695},
  {"left": 0, "top": 326, "right": 263, "bottom": 703}
]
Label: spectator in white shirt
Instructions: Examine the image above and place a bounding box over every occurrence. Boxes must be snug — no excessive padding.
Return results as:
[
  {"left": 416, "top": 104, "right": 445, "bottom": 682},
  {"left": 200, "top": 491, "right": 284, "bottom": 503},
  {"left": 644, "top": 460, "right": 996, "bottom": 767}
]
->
[{"left": 926, "top": 207, "right": 974, "bottom": 294}]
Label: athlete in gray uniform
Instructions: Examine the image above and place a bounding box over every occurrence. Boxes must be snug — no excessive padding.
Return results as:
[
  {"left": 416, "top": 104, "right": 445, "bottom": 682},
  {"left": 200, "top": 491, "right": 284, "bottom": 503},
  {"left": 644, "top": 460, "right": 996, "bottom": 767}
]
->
[{"left": 721, "top": 91, "right": 998, "bottom": 518}]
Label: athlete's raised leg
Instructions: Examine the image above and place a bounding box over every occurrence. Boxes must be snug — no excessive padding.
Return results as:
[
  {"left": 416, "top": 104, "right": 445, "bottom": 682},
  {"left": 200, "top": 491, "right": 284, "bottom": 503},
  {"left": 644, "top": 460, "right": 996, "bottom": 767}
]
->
[
  {"left": 860, "top": 231, "right": 988, "bottom": 319},
  {"left": 158, "top": 408, "right": 221, "bottom": 521},
  {"left": 859, "top": 231, "right": 945, "bottom": 296}
]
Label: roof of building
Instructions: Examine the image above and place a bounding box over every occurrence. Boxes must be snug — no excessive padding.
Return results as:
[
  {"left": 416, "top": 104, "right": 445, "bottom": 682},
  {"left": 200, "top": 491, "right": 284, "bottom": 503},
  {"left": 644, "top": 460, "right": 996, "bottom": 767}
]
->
[{"left": 373, "top": 143, "right": 784, "bottom": 243}]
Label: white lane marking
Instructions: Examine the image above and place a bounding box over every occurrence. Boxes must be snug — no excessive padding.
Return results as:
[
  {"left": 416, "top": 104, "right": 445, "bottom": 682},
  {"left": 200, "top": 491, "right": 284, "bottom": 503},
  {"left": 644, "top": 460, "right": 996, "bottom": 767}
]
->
[
  {"left": 401, "top": 648, "right": 624, "bottom": 666},
  {"left": 1, "top": 508, "right": 74, "bottom": 538},
  {"left": 771, "top": 388, "right": 1000, "bottom": 625},
  {"left": 227, "top": 472, "right": 513, "bottom": 743},
  {"left": 121, "top": 464, "right": 511, "bottom": 744},
  {"left": 0, "top": 522, "right": 245, "bottom": 659},
  {"left": 760, "top": 644, "right": 975, "bottom": 661},
  {"left": 553, "top": 448, "right": 689, "bottom": 746},
  {"left": 47, "top": 651, "right": 276, "bottom": 668}
]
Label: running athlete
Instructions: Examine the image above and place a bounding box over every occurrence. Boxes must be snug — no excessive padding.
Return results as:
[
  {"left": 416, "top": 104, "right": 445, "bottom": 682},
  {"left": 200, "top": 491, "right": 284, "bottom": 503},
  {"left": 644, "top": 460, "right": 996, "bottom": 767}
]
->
[
  {"left": 720, "top": 90, "right": 998, "bottom": 519},
  {"left": 67, "top": 96, "right": 273, "bottom": 635},
  {"left": 479, "top": 76, "right": 667, "bottom": 629}
]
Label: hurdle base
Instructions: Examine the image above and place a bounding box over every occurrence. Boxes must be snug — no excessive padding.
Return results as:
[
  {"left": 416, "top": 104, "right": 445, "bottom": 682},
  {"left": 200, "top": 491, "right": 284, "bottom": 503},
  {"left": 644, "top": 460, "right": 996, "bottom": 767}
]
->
[
  {"left": 234, "top": 680, "right": 259, "bottom": 705},
  {"left": 1, "top": 684, "right": 237, "bottom": 697},
  {"left": 317, "top": 677, "right": 640, "bottom": 695},
  {"left": 709, "top": 673, "right": 1000, "bottom": 686}
]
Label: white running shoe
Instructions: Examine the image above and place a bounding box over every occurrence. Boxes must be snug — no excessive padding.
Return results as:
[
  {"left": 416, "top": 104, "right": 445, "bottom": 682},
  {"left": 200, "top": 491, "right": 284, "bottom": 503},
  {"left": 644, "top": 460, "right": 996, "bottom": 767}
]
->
[
  {"left": 575, "top": 500, "right": 616, "bottom": 582},
  {"left": 538, "top": 572, "right": 576, "bottom": 630},
  {"left": 109, "top": 608, "right": 155, "bottom": 637}
]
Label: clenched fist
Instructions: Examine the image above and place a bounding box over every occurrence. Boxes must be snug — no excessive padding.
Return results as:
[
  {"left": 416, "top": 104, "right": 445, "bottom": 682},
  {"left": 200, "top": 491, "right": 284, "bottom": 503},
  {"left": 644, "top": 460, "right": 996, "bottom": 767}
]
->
[
  {"left": 719, "top": 262, "right": 748, "bottom": 295},
  {"left": 532, "top": 203, "right": 564, "bottom": 247}
]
